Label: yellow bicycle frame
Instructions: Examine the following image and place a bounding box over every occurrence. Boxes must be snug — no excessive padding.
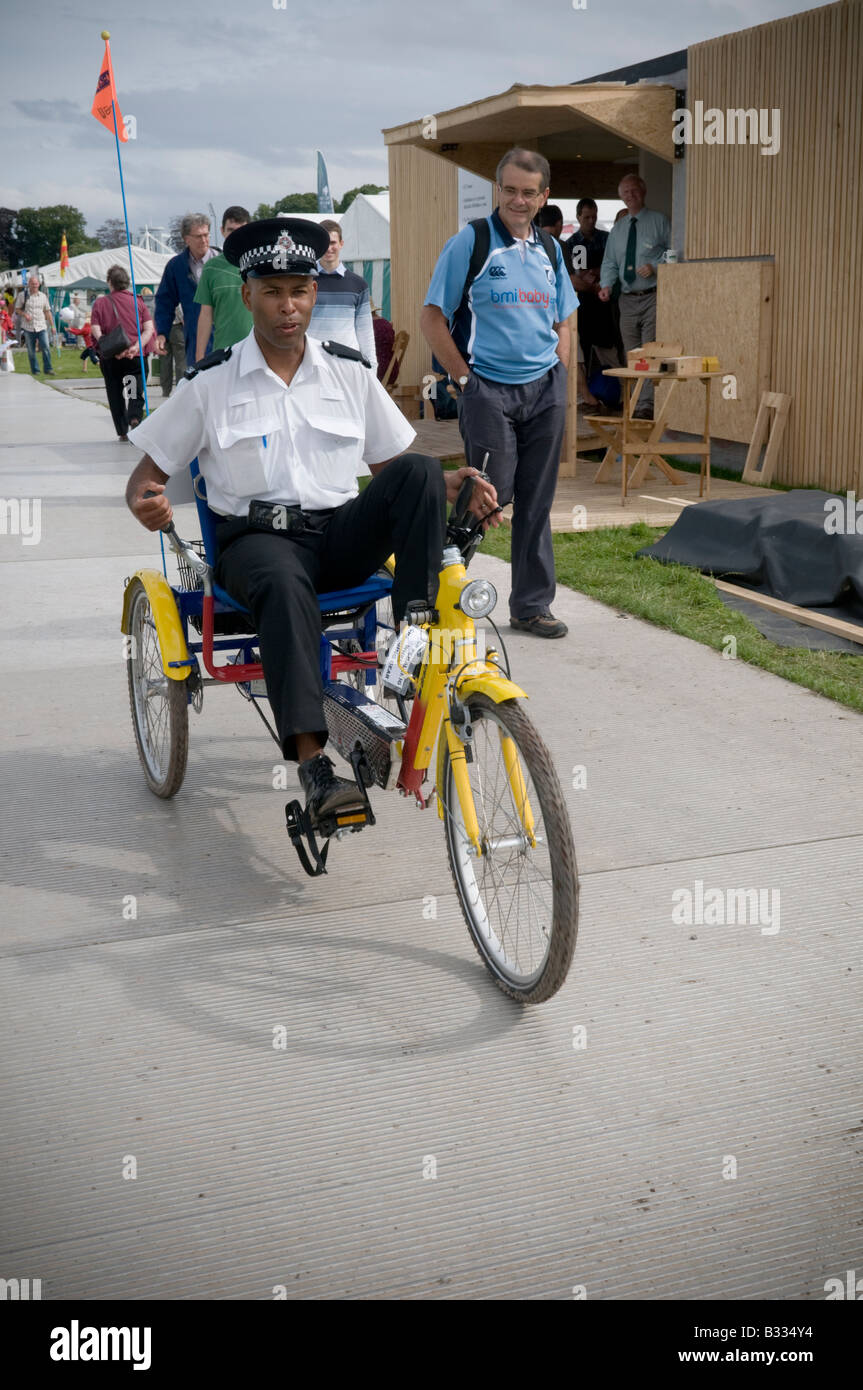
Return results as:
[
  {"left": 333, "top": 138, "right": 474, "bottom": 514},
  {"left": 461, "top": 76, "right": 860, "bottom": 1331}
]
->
[{"left": 396, "top": 553, "right": 536, "bottom": 855}]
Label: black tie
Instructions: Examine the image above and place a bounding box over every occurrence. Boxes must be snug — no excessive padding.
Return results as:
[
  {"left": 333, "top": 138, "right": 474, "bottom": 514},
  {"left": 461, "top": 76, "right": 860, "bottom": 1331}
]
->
[{"left": 624, "top": 216, "right": 638, "bottom": 285}]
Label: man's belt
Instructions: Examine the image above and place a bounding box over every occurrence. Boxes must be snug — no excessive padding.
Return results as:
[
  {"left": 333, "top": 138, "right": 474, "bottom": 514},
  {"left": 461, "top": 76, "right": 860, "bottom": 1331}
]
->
[
  {"left": 622, "top": 287, "right": 657, "bottom": 297},
  {"left": 247, "top": 499, "right": 336, "bottom": 535}
]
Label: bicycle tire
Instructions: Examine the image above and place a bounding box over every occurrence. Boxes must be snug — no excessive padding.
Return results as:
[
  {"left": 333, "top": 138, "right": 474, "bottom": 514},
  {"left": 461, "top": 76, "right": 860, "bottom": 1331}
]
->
[
  {"left": 126, "top": 578, "right": 189, "bottom": 798},
  {"left": 441, "top": 694, "right": 578, "bottom": 1003}
]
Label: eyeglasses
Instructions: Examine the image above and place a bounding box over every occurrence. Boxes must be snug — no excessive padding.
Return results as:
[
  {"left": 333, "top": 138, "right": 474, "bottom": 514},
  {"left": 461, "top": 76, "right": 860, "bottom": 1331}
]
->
[{"left": 499, "top": 186, "right": 546, "bottom": 199}]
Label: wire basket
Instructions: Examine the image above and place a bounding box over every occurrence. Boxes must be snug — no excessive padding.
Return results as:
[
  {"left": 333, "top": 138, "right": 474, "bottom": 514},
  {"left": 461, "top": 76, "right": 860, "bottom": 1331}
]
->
[{"left": 175, "top": 539, "right": 207, "bottom": 592}]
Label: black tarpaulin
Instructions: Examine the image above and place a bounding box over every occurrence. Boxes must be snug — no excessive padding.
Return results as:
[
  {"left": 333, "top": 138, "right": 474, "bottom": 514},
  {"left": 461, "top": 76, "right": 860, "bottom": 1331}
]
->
[{"left": 638, "top": 489, "right": 863, "bottom": 648}]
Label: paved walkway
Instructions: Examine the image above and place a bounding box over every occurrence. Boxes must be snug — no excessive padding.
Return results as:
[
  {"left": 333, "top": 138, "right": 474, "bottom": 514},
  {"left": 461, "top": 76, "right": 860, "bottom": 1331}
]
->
[{"left": 1, "top": 371, "right": 860, "bottom": 1300}]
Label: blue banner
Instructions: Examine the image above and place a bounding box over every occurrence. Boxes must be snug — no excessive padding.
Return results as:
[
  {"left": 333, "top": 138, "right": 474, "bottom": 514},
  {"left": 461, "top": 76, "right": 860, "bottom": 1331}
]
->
[{"left": 316, "top": 151, "right": 334, "bottom": 214}]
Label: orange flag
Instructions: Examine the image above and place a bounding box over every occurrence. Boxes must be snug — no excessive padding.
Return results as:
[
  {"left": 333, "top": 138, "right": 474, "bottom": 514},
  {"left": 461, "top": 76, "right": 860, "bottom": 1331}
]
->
[
  {"left": 60, "top": 234, "right": 70, "bottom": 278},
  {"left": 91, "top": 38, "right": 126, "bottom": 140}
]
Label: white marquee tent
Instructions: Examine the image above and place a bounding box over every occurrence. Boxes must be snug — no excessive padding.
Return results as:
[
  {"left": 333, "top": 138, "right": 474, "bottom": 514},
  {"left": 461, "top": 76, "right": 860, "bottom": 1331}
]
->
[{"left": 2, "top": 245, "right": 173, "bottom": 291}]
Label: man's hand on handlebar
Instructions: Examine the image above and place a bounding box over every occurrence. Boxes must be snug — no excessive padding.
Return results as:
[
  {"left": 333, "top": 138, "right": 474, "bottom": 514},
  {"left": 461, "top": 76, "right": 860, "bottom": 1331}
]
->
[
  {"left": 445, "top": 466, "right": 501, "bottom": 531},
  {"left": 133, "top": 481, "right": 173, "bottom": 532}
]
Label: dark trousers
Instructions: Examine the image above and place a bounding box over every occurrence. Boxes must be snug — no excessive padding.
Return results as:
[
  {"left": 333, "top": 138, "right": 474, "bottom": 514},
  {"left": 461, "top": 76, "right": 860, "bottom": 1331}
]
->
[
  {"left": 457, "top": 360, "right": 567, "bottom": 618},
  {"left": 214, "top": 453, "right": 446, "bottom": 761},
  {"left": 100, "top": 355, "right": 145, "bottom": 435}
]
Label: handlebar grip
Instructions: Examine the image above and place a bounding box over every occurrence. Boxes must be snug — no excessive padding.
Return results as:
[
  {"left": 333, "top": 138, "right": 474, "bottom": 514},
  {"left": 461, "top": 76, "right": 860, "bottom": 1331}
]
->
[
  {"left": 451, "top": 475, "right": 478, "bottom": 527},
  {"left": 142, "top": 489, "right": 175, "bottom": 534}
]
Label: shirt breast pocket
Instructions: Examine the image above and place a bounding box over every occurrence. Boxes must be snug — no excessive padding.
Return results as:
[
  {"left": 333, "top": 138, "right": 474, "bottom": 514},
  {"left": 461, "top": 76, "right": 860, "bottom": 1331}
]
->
[
  {"left": 214, "top": 411, "right": 280, "bottom": 496},
  {"left": 304, "top": 414, "right": 365, "bottom": 492}
]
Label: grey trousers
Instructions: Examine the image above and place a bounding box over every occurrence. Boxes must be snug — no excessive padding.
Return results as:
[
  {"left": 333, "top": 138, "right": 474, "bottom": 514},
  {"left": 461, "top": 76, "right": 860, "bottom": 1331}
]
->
[
  {"left": 618, "top": 289, "right": 657, "bottom": 409},
  {"left": 457, "top": 361, "right": 567, "bottom": 618}
]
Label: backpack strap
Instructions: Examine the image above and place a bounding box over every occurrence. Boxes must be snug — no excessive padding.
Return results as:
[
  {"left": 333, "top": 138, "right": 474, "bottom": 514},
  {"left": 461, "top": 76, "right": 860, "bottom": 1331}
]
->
[
  {"left": 535, "top": 226, "right": 560, "bottom": 273},
  {"left": 451, "top": 217, "right": 491, "bottom": 353}
]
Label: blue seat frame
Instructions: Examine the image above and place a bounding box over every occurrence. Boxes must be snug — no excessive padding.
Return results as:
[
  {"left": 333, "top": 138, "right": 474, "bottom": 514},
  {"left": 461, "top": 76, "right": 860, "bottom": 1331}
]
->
[{"left": 164, "top": 459, "right": 392, "bottom": 687}]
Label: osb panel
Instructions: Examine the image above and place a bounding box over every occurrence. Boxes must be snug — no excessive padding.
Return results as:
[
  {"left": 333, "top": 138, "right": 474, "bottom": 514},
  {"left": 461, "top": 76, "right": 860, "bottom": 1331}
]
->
[{"left": 656, "top": 261, "right": 773, "bottom": 442}]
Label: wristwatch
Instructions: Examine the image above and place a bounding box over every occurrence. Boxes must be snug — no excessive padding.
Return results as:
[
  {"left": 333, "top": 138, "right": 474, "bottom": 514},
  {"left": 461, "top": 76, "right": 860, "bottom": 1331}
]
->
[{"left": 458, "top": 374, "right": 469, "bottom": 390}]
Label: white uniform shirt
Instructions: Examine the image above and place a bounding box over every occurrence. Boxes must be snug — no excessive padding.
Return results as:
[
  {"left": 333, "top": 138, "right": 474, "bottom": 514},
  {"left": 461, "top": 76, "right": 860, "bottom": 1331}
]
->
[{"left": 128, "top": 328, "right": 416, "bottom": 515}]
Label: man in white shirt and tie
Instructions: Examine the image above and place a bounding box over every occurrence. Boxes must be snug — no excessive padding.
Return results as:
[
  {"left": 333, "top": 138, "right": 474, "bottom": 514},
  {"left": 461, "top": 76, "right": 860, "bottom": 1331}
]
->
[{"left": 598, "top": 174, "right": 670, "bottom": 418}]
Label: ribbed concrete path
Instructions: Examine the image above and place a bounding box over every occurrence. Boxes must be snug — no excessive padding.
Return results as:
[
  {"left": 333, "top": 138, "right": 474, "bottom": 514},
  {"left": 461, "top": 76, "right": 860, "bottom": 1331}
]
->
[{"left": 1, "top": 371, "right": 860, "bottom": 1300}]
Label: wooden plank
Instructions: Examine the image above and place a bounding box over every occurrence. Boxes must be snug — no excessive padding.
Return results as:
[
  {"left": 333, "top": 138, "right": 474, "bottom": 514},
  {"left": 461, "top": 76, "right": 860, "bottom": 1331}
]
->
[
  {"left": 713, "top": 580, "right": 863, "bottom": 646},
  {"left": 741, "top": 391, "right": 791, "bottom": 485},
  {"left": 387, "top": 145, "right": 457, "bottom": 395}
]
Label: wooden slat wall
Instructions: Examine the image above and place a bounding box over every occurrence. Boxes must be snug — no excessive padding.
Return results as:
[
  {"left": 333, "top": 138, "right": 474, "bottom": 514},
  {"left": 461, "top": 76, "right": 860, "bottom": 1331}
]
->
[
  {"left": 687, "top": 0, "right": 863, "bottom": 490},
  {"left": 388, "top": 145, "right": 458, "bottom": 390}
]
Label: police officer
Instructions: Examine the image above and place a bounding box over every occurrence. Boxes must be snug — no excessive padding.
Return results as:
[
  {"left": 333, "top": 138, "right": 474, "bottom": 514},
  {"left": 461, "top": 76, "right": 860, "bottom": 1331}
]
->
[{"left": 125, "top": 218, "right": 499, "bottom": 827}]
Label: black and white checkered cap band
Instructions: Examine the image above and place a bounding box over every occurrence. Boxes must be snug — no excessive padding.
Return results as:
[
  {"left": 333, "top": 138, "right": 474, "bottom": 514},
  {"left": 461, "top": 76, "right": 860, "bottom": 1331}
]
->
[{"left": 239, "top": 241, "right": 318, "bottom": 273}]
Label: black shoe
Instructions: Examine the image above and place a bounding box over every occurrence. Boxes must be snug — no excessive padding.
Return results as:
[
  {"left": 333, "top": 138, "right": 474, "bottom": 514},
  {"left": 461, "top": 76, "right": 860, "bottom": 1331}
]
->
[
  {"left": 510, "top": 611, "right": 568, "bottom": 638},
  {"left": 298, "top": 753, "right": 366, "bottom": 824}
]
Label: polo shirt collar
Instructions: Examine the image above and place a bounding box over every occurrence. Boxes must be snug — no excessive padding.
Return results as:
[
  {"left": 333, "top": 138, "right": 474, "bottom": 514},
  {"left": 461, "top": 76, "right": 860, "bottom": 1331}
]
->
[{"left": 491, "top": 206, "right": 539, "bottom": 247}]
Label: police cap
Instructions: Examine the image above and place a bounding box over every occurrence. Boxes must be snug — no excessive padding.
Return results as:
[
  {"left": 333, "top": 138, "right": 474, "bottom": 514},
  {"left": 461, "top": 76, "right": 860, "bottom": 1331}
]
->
[{"left": 223, "top": 217, "right": 331, "bottom": 279}]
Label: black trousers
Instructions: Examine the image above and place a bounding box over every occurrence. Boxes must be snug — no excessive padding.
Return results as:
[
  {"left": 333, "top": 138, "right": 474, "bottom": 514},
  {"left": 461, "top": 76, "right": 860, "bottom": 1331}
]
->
[
  {"left": 100, "top": 355, "right": 144, "bottom": 435},
  {"left": 214, "top": 453, "right": 446, "bottom": 761}
]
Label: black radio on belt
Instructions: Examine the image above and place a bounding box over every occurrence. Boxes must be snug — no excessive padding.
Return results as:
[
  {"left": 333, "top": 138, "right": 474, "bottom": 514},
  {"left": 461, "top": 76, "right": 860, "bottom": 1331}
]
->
[{"left": 248, "top": 499, "right": 335, "bottom": 535}]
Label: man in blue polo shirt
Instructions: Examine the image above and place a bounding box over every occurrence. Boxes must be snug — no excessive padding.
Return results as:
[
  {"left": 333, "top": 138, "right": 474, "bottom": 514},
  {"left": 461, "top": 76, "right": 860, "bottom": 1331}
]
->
[{"left": 420, "top": 148, "right": 577, "bottom": 638}]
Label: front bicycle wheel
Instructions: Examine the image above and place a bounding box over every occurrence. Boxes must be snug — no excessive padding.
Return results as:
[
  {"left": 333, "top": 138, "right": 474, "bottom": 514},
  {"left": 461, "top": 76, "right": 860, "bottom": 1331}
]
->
[
  {"left": 441, "top": 694, "right": 577, "bottom": 1003},
  {"left": 126, "top": 578, "right": 189, "bottom": 798}
]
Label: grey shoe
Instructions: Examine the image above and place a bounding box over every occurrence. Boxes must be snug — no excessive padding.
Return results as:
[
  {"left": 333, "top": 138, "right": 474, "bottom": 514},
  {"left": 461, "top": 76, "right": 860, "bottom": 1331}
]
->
[
  {"left": 510, "top": 611, "right": 568, "bottom": 639},
  {"left": 298, "top": 753, "right": 366, "bottom": 824}
]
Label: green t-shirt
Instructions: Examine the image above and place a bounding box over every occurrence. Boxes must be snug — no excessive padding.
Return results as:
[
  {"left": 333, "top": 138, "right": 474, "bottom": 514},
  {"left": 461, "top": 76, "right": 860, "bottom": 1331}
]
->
[{"left": 194, "top": 253, "right": 253, "bottom": 350}]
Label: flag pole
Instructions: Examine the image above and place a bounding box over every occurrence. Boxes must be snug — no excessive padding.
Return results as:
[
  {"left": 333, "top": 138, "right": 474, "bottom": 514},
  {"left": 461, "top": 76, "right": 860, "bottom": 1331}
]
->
[{"left": 102, "top": 30, "right": 150, "bottom": 418}]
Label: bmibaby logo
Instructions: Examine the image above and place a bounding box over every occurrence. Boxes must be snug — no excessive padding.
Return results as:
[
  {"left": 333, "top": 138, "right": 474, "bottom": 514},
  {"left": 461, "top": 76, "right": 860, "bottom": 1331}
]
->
[
  {"left": 490, "top": 288, "right": 550, "bottom": 308},
  {"left": 50, "top": 1320, "right": 151, "bottom": 1371}
]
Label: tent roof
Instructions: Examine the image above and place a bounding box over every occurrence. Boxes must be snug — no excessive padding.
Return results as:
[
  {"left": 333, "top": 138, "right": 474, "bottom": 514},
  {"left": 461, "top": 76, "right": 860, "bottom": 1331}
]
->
[
  {"left": 61, "top": 275, "right": 108, "bottom": 291},
  {"left": 34, "top": 245, "right": 173, "bottom": 288}
]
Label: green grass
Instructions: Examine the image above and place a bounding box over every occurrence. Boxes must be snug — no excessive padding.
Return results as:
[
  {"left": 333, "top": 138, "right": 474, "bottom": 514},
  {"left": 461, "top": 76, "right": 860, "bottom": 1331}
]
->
[
  {"left": 480, "top": 521, "right": 863, "bottom": 713},
  {"left": 10, "top": 345, "right": 162, "bottom": 384}
]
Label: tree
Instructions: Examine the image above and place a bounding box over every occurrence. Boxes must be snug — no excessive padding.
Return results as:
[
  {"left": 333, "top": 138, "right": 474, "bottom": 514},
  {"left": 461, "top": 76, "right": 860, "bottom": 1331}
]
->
[
  {"left": 168, "top": 216, "right": 185, "bottom": 252},
  {"left": 336, "top": 184, "right": 387, "bottom": 213},
  {"left": 253, "top": 192, "right": 319, "bottom": 219},
  {"left": 13, "top": 205, "right": 98, "bottom": 266},
  {"left": 0, "top": 207, "right": 17, "bottom": 270},
  {"left": 96, "top": 217, "right": 127, "bottom": 249}
]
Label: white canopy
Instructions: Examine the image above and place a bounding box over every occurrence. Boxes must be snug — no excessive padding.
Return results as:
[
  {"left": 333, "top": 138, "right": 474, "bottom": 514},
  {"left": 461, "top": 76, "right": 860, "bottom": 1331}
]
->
[
  {"left": 15, "top": 245, "right": 174, "bottom": 289},
  {"left": 339, "top": 194, "right": 390, "bottom": 262},
  {"left": 283, "top": 198, "right": 390, "bottom": 261}
]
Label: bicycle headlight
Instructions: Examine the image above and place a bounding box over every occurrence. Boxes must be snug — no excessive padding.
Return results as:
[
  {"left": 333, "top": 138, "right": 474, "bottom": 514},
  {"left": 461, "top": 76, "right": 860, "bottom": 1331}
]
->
[{"left": 458, "top": 578, "right": 497, "bottom": 619}]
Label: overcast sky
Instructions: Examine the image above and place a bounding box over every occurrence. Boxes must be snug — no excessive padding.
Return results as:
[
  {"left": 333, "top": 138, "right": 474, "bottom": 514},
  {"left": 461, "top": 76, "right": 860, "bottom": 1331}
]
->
[{"left": 3, "top": 0, "right": 832, "bottom": 240}]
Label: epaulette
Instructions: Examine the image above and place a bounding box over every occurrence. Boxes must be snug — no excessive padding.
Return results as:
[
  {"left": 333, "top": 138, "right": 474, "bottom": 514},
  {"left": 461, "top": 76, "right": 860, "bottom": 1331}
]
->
[
  {"left": 184, "top": 345, "right": 232, "bottom": 380},
  {"left": 321, "top": 340, "right": 372, "bottom": 369}
]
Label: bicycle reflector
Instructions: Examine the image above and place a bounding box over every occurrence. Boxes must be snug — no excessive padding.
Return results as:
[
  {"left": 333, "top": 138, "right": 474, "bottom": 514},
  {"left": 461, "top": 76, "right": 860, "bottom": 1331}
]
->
[{"left": 458, "top": 578, "right": 497, "bottom": 619}]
